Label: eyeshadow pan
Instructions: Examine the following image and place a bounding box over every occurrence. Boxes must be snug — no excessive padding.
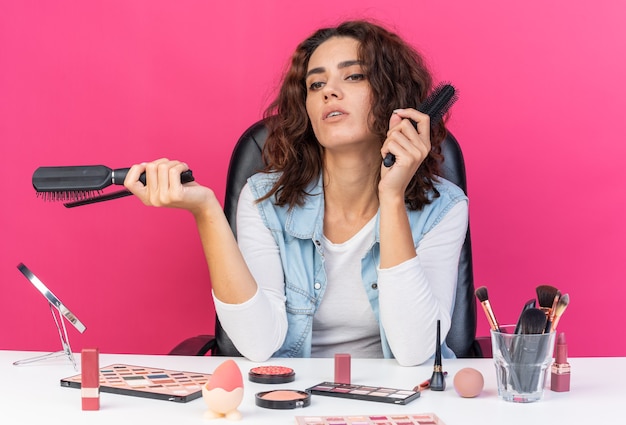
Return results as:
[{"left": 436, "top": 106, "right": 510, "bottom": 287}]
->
[
  {"left": 389, "top": 393, "right": 409, "bottom": 399},
  {"left": 312, "top": 385, "right": 334, "bottom": 391},
  {"left": 147, "top": 374, "right": 169, "bottom": 379}
]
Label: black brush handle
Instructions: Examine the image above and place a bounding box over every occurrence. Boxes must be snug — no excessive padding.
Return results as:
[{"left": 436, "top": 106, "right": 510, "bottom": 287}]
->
[
  {"left": 511, "top": 308, "right": 548, "bottom": 393},
  {"left": 496, "top": 331, "right": 524, "bottom": 393},
  {"left": 111, "top": 168, "right": 195, "bottom": 186},
  {"left": 383, "top": 83, "right": 458, "bottom": 167}
]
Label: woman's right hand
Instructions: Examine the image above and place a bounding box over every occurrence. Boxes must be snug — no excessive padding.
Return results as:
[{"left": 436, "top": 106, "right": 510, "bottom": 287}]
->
[{"left": 124, "top": 158, "right": 216, "bottom": 216}]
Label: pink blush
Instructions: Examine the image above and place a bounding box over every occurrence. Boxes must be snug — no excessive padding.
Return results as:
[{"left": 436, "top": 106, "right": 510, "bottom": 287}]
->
[
  {"left": 255, "top": 389, "right": 311, "bottom": 409},
  {"left": 261, "top": 390, "right": 306, "bottom": 401}
]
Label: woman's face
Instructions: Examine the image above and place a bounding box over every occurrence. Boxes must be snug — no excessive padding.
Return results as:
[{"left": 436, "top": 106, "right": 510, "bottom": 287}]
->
[{"left": 305, "top": 36, "right": 376, "bottom": 151}]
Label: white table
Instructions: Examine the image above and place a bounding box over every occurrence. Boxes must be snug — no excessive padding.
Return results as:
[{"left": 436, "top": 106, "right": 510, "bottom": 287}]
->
[{"left": 0, "top": 351, "right": 620, "bottom": 424}]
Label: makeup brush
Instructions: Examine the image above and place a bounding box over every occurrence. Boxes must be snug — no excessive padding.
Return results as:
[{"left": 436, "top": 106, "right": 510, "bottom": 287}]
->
[
  {"left": 518, "top": 308, "right": 547, "bottom": 335},
  {"left": 429, "top": 320, "right": 446, "bottom": 391},
  {"left": 32, "top": 165, "right": 195, "bottom": 208},
  {"left": 510, "top": 306, "right": 547, "bottom": 361},
  {"left": 544, "top": 290, "right": 561, "bottom": 333},
  {"left": 550, "top": 293, "right": 570, "bottom": 331},
  {"left": 514, "top": 298, "right": 536, "bottom": 334},
  {"left": 535, "top": 284, "right": 559, "bottom": 315},
  {"left": 383, "top": 83, "right": 459, "bottom": 167},
  {"left": 513, "top": 308, "right": 549, "bottom": 393},
  {"left": 474, "top": 286, "right": 501, "bottom": 332}
]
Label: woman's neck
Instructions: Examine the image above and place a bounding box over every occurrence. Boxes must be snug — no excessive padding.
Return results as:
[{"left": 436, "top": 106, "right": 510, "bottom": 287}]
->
[{"left": 322, "top": 153, "right": 380, "bottom": 243}]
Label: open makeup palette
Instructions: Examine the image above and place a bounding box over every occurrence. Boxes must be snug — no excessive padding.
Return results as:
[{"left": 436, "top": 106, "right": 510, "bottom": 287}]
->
[
  {"left": 295, "top": 413, "right": 445, "bottom": 425},
  {"left": 60, "top": 364, "right": 212, "bottom": 403}
]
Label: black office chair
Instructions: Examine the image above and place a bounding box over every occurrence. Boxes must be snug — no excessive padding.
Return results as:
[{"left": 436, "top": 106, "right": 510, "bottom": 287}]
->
[{"left": 169, "top": 119, "right": 482, "bottom": 358}]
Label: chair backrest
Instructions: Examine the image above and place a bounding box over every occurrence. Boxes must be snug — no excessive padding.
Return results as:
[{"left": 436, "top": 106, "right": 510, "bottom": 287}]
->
[{"left": 214, "top": 119, "right": 479, "bottom": 357}]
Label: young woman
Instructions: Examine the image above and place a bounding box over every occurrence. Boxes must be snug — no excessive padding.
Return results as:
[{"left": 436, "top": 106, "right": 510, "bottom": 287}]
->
[{"left": 125, "top": 20, "right": 468, "bottom": 366}]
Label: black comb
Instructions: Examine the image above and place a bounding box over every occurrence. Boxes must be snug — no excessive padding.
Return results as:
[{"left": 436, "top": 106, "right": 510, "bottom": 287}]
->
[
  {"left": 383, "top": 83, "right": 459, "bottom": 167},
  {"left": 32, "top": 165, "right": 195, "bottom": 208}
]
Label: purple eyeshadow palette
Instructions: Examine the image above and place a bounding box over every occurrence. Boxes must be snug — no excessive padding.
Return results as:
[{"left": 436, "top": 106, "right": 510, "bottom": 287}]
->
[
  {"left": 295, "top": 413, "right": 445, "bottom": 425},
  {"left": 306, "top": 382, "right": 420, "bottom": 405},
  {"left": 60, "top": 363, "right": 212, "bottom": 403}
]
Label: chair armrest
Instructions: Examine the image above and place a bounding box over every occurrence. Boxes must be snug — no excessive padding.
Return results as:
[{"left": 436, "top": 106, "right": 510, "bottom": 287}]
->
[{"left": 168, "top": 335, "right": 217, "bottom": 356}]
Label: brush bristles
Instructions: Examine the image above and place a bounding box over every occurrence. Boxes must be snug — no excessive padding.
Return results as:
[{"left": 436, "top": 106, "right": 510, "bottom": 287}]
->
[
  {"left": 36, "top": 190, "right": 102, "bottom": 202},
  {"left": 421, "top": 83, "right": 458, "bottom": 123},
  {"left": 535, "top": 284, "right": 559, "bottom": 308},
  {"left": 555, "top": 293, "right": 570, "bottom": 312},
  {"left": 551, "top": 293, "right": 570, "bottom": 331},
  {"left": 519, "top": 308, "right": 547, "bottom": 334},
  {"left": 474, "top": 286, "right": 489, "bottom": 302},
  {"left": 475, "top": 286, "right": 501, "bottom": 331}
]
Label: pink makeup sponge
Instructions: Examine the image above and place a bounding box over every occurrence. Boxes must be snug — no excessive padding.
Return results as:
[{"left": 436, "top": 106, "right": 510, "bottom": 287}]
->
[
  {"left": 203, "top": 359, "right": 244, "bottom": 420},
  {"left": 206, "top": 359, "right": 243, "bottom": 391},
  {"left": 453, "top": 367, "right": 484, "bottom": 398}
]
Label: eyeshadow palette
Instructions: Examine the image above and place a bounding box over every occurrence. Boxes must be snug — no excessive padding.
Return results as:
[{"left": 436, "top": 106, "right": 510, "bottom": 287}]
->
[
  {"left": 60, "top": 364, "right": 211, "bottom": 403},
  {"left": 306, "top": 382, "right": 420, "bottom": 405},
  {"left": 295, "top": 413, "right": 445, "bottom": 425}
]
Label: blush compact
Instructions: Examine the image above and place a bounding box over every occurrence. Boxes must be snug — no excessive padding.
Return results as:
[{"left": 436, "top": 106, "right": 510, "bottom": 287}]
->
[
  {"left": 248, "top": 365, "right": 295, "bottom": 384},
  {"left": 255, "top": 390, "right": 310, "bottom": 409}
]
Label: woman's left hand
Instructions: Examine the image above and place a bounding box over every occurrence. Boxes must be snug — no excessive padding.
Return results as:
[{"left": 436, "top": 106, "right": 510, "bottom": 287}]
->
[{"left": 379, "top": 108, "right": 431, "bottom": 198}]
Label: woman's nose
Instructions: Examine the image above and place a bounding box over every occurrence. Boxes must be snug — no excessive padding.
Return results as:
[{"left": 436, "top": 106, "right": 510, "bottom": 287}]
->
[{"left": 322, "top": 80, "right": 341, "bottom": 100}]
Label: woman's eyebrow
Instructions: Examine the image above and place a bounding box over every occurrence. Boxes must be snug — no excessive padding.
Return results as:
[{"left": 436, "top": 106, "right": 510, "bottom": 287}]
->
[{"left": 305, "top": 60, "right": 361, "bottom": 79}]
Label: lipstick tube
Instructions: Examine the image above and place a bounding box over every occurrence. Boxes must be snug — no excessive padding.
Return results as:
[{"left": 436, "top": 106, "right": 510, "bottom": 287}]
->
[
  {"left": 334, "top": 353, "right": 351, "bottom": 384},
  {"left": 81, "top": 348, "right": 100, "bottom": 410},
  {"left": 550, "top": 333, "right": 570, "bottom": 392}
]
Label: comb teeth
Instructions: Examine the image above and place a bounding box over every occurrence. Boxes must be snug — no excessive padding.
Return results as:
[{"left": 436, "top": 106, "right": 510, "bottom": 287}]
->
[{"left": 36, "top": 190, "right": 102, "bottom": 202}]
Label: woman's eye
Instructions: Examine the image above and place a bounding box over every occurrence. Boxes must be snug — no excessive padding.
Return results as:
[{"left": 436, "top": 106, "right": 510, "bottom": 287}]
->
[
  {"left": 346, "top": 73, "right": 365, "bottom": 81},
  {"left": 308, "top": 81, "right": 325, "bottom": 90}
]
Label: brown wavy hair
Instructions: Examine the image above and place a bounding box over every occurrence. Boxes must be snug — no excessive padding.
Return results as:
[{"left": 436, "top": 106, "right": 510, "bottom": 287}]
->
[{"left": 259, "top": 20, "right": 446, "bottom": 210}]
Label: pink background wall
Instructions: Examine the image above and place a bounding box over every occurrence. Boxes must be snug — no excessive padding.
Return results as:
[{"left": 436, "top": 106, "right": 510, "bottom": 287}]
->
[{"left": 2, "top": 1, "right": 625, "bottom": 357}]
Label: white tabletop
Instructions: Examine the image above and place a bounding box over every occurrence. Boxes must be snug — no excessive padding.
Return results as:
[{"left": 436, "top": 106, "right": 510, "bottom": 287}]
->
[{"left": 0, "top": 351, "right": 620, "bottom": 424}]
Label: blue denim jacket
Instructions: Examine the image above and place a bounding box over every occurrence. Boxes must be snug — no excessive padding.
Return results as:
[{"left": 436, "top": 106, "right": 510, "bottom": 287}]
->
[{"left": 246, "top": 172, "right": 467, "bottom": 359}]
